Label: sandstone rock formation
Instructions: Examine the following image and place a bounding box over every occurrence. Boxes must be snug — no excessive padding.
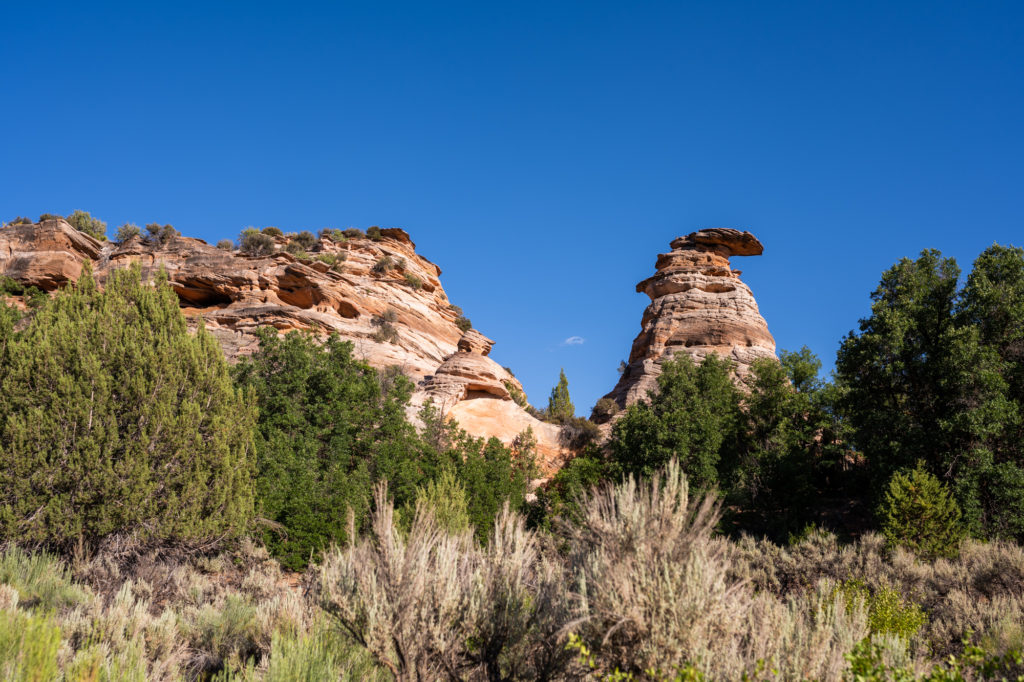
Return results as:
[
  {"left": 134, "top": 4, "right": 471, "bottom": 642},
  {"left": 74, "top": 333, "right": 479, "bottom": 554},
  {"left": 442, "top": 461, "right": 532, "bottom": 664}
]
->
[
  {"left": 0, "top": 219, "right": 567, "bottom": 470},
  {"left": 596, "top": 228, "right": 776, "bottom": 416}
]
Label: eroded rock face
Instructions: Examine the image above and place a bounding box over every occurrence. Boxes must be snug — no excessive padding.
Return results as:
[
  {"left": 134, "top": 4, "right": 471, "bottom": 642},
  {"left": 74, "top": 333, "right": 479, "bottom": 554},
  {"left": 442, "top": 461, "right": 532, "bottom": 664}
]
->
[
  {"left": 0, "top": 220, "right": 568, "bottom": 468},
  {"left": 597, "top": 229, "right": 776, "bottom": 416},
  {"left": 416, "top": 330, "right": 566, "bottom": 473}
]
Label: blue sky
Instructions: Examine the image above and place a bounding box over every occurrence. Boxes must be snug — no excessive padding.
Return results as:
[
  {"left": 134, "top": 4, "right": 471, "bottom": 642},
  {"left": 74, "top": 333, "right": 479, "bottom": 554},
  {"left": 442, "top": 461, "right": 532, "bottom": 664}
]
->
[{"left": 3, "top": 1, "right": 1023, "bottom": 413}]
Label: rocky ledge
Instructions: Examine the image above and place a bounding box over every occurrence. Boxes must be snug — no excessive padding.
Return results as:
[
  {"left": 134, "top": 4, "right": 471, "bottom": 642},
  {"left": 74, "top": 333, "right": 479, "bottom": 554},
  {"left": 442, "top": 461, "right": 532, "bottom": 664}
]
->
[
  {"left": 0, "top": 218, "right": 568, "bottom": 472},
  {"left": 596, "top": 228, "right": 776, "bottom": 416}
]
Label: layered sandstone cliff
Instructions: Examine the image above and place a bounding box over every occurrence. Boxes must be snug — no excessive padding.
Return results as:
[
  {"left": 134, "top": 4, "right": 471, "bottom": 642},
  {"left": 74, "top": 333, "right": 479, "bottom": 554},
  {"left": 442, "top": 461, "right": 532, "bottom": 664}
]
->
[
  {"left": 596, "top": 228, "right": 776, "bottom": 416},
  {"left": 0, "top": 218, "right": 566, "bottom": 471}
]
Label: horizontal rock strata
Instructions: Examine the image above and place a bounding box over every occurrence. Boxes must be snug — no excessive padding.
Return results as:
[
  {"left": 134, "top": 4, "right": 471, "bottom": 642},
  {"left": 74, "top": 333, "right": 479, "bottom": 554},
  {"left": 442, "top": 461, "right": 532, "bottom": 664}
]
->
[{"left": 597, "top": 228, "right": 776, "bottom": 416}]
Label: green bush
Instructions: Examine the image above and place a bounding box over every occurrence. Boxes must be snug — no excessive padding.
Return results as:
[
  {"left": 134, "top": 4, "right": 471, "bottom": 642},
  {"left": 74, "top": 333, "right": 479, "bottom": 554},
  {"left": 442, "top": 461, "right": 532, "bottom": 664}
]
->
[
  {"left": 216, "top": 239, "right": 234, "bottom": 250},
  {"left": 879, "top": 462, "right": 965, "bottom": 559},
  {"left": 592, "top": 397, "right": 620, "bottom": 421},
  {"left": 0, "top": 276, "right": 47, "bottom": 308},
  {"left": 261, "top": 226, "right": 284, "bottom": 237},
  {"left": 290, "top": 230, "right": 317, "bottom": 251},
  {"left": 115, "top": 222, "right": 141, "bottom": 242},
  {"left": 7, "top": 216, "right": 33, "bottom": 226},
  {"left": 342, "top": 228, "right": 364, "bottom": 239},
  {"left": 233, "top": 330, "right": 428, "bottom": 570},
  {"left": 319, "top": 228, "right": 347, "bottom": 242},
  {"left": 0, "top": 608, "right": 61, "bottom": 681},
  {"left": 503, "top": 379, "right": 529, "bottom": 408},
  {"left": 65, "top": 209, "right": 106, "bottom": 240},
  {"left": 403, "top": 273, "right": 423, "bottom": 290},
  {"left": 239, "top": 228, "right": 276, "bottom": 256},
  {"left": 455, "top": 315, "right": 472, "bottom": 332},
  {"left": 0, "top": 546, "right": 89, "bottom": 611},
  {"left": 144, "top": 222, "right": 179, "bottom": 246},
  {"left": 371, "top": 255, "right": 396, "bottom": 275},
  {"left": 559, "top": 416, "right": 601, "bottom": 451},
  {"left": 835, "top": 580, "right": 927, "bottom": 640},
  {"left": 366, "top": 226, "right": 383, "bottom": 241},
  {"left": 37, "top": 213, "right": 62, "bottom": 222},
  {"left": 0, "top": 266, "right": 255, "bottom": 549},
  {"left": 609, "top": 354, "right": 740, "bottom": 489}
]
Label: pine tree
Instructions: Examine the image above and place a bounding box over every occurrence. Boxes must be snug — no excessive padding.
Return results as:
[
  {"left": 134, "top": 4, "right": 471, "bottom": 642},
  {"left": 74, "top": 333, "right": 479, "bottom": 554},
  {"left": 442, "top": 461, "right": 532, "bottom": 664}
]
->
[
  {"left": 879, "top": 462, "right": 965, "bottom": 559},
  {"left": 0, "top": 265, "right": 255, "bottom": 549},
  {"left": 547, "top": 368, "right": 575, "bottom": 423}
]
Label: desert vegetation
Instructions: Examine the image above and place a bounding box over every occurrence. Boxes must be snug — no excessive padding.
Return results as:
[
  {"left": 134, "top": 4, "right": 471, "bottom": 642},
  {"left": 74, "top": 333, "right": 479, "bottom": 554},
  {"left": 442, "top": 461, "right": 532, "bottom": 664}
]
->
[{"left": 2, "top": 243, "right": 1024, "bottom": 679}]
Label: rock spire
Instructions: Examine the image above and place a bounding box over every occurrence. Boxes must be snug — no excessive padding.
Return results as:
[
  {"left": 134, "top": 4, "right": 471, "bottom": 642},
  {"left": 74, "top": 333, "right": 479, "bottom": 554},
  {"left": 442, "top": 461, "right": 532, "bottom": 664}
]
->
[{"left": 597, "top": 228, "right": 776, "bottom": 415}]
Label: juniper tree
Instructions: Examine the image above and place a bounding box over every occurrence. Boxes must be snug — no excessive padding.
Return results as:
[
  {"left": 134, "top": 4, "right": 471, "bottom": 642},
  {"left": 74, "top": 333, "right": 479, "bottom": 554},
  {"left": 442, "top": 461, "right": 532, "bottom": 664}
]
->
[
  {"left": 0, "top": 265, "right": 255, "bottom": 549},
  {"left": 879, "top": 462, "right": 965, "bottom": 559},
  {"left": 547, "top": 368, "right": 575, "bottom": 423}
]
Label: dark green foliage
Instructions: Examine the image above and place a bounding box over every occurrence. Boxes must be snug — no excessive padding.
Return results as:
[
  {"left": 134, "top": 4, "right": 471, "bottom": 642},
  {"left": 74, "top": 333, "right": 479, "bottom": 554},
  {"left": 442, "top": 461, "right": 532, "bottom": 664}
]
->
[
  {"left": 448, "top": 304, "right": 463, "bottom": 316},
  {"left": 37, "top": 213, "right": 62, "bottom": 222},
  {"left": 0, "top": 276, "right": 47, "bottom": 308},
  {"left": 416, "top": 402, "right": 532, "bottom": 542},
  {"left": 837, "top": 247, "right": 1024, "bottom": 540},
  {"left": 879, "top": 462, "right": 965, "bottom": 559},
  {"left": 236, "top": 335, "right": 531, "bottom": 567},
  {"left": 0, "top": 266, "right": 255, "bottom": 549},
  {"left": 609, "top": 354, "right": 739, "bottom": 489},
  {"left": 7, "top": 217, "right": 33, "bottom": 226},
  {"left": 290, "top": 230, "right": 317, "bottom": 251},
  {"left": 342, "top": 228, "right": 364, "bottom": 239},
  {"left": 547, "top": 368, "right": 575, "bottom": 423},
  {"left": 114, "top": 222, "right": 141, "bottom": 242},
  {"left": 455, "top": 315, "right": 472, "bottom": 332},
  {"left": 261, "top": 226, "right": 284, "bottom": 237},
  {"left": 233, "top": 330, "right": 425, "bottom": 570},
  {"left": 144, "top": 222, "right": 179, "bottom": 246},
  {"left": 65, "top": 210, "right": 106, "bottom": 240},
  {"left": 238, "top": 229, "right": 276, "bottom": 256},
  {"left": 216, "top": 239, "right": 234, "bottom": 250},
  {"left": 366, "top": 226, "right": 382, "bottom": 241}
]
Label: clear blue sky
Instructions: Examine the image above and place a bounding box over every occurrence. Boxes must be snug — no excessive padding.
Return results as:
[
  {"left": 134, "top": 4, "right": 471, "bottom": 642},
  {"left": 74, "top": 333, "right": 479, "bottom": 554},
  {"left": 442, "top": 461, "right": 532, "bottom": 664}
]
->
[{"left": 3, "top": 1, "right": 1023, "bottom": 413}]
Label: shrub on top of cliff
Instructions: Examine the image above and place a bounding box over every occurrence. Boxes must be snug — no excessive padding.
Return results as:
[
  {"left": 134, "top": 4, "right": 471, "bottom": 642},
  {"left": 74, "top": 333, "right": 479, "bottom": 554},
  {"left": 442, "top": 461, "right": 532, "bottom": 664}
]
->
[
  {"left": 319, "top": 228, "right": 347, "bottom": 242},
  {"left": 238, "top": 228, "right": 276, "bottom": 256},
  {"left": 144, "top": 222, "right": 179, "bottom": 247},
  {"left": 879, "top": 462, "right": 965, "bottom": 559},
  {"left": 592, "top": 397, "right": 620, "bottom": 421},
  {"left": 38, "top": 213, "right": 63, "bottom": 222},
  {"left": 289, "top": 230, "right": 317, "bottom": 251},
  {"left": 114, "top": 222, "right": 141, "bottom": 242},
  {"left": 216, "top": 239, "right": 234, "bottom": 250},
  {"left": 342, "top": 228, "right": 365, "bottom": 239},
  {"left": 366, "top": 226, "right": 383, "bottom": 241},
  {"left": 232, "top": 329, "right": 428, "bottom": 570},
  {"left": 0, "top": 265, "right": 255, "bottom": 550},
  {"left": 7, "top": 216, "right": 33, "bottom": 226},
  {"left": 316, "top": 252, "right": 346, "bottom": 272},
  {"left": 65, "top": 209, "right": 106, "bottom": 240},
  {"left": 261, "top": 226, "right": 284, "bottom": 237},
  {"left": 455, "top": 315, "right": 472, "bottom": 332}
]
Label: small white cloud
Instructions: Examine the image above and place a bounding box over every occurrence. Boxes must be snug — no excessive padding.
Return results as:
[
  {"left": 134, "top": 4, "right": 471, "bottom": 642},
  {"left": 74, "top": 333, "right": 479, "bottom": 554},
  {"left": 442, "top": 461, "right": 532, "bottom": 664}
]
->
[{"left": 562, "top": 336, "right": 585, "bottom": 346}]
